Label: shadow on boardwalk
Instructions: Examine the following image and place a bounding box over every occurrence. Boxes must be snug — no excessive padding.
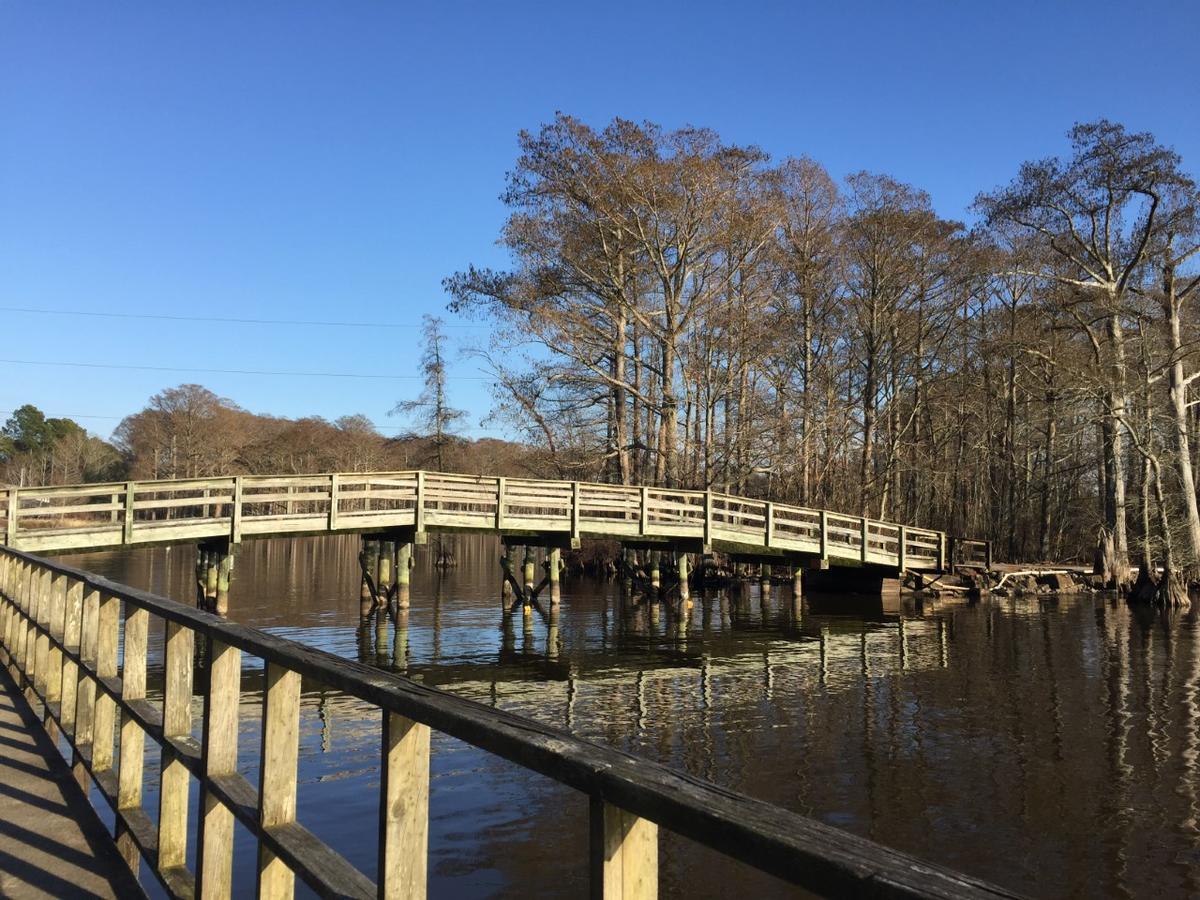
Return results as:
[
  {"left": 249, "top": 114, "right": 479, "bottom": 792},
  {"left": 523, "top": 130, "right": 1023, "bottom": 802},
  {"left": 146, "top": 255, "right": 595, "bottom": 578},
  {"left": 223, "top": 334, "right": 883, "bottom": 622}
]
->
[{"left": 0, "top": 667, "right": 144, "bottom": 899}]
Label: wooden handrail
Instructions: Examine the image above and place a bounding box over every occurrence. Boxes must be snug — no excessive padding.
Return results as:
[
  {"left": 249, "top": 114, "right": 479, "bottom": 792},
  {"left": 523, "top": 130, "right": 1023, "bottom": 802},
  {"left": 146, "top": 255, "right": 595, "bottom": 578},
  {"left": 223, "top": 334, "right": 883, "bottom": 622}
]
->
[
  {"left": 0, "top": 545, "right": 1020, "bottom": 899},
  {"left": 1, "top": 470, "right": 951, "bottom": 570}
]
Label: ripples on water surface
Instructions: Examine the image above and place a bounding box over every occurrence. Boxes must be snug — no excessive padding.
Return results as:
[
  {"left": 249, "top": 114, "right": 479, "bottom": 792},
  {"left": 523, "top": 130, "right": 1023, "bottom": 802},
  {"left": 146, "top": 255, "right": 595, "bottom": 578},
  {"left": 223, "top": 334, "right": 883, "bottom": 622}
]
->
[{"left": 65, "top": 534, "right": 1200, "bottom": 898}]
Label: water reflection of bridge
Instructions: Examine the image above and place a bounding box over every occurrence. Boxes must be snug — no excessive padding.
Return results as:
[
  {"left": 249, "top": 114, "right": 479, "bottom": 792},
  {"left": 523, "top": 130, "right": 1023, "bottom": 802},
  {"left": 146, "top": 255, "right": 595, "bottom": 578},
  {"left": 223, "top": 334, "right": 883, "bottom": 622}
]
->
[{"left": 353, "top": 591, "right": 953, "bottom": 713}]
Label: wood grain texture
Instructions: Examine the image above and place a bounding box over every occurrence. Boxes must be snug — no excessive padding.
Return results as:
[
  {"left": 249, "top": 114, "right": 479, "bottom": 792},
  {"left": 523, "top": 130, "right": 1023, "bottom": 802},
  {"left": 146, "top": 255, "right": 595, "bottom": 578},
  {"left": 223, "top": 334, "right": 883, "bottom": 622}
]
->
[
  {"left": 379, "top": 712, "right": 430, "bottom": 899},
  {"left": 258, "top": 662, "right": 301, "bottom": 899},
  {"left": 158, "top": 619, "right": 194, "bottom": 871},
  {"left": 198, "top": 639, "right": 240, "bottom": 898}
]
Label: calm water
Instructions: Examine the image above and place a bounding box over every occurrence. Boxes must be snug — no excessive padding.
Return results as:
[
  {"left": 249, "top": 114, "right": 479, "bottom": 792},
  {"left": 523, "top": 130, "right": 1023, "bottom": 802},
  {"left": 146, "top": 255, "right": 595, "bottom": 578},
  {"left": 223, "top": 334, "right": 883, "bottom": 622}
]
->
[{"left": 64, "top": 534, "right": 1200, "bottom": 898}]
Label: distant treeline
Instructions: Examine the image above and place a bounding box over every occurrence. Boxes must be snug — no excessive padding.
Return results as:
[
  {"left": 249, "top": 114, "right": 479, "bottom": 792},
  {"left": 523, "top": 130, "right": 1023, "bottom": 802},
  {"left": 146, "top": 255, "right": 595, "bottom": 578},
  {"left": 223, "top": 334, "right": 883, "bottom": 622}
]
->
[{"left": 0, "top": 386, "right": 538, "bottom": 487}]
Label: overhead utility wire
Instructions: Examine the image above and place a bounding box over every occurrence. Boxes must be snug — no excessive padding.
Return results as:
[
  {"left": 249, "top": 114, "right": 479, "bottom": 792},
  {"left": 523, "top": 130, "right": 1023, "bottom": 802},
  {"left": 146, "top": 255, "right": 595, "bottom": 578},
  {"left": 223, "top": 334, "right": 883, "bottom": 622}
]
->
[
  {"left": 0, "top": 358, "right": 490, "bottom": 381},
  {"left": 0, "top": 305, "right": 484, "bottom": 329}
]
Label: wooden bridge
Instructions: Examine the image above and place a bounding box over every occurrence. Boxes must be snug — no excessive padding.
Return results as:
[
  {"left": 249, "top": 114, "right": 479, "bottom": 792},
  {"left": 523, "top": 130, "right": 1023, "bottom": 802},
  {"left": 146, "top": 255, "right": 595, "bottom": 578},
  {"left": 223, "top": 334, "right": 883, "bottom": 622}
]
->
[
  {"left": 0, "top": 544, "right": 1019, "bottom": 899},
  {"left": 0, "top": 469, "right": 952, "bottom": 568}
]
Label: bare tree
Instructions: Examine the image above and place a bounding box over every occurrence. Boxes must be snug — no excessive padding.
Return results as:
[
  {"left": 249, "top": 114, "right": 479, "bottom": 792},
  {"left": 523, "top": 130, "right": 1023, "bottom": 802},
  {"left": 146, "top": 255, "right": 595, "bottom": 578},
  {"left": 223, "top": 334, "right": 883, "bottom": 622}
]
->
[{"left": 393, "top": 315, "right": 466, "bottom": 471}]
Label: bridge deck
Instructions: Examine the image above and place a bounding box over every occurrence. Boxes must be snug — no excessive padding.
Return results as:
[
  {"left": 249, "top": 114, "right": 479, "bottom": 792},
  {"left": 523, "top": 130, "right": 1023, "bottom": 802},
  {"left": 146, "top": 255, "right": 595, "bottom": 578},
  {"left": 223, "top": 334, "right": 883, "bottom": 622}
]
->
[
  {"left": 0, "top": 667, "right": 143, "bottom": 899},
  {"left": 0, "top": 470, "right": 957, "bottom": 570}
]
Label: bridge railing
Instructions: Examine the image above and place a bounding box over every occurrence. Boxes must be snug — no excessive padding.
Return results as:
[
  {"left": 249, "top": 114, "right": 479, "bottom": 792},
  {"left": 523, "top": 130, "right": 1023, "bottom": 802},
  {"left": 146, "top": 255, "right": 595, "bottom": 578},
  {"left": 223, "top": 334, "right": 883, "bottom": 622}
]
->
[
  {"left": 2, "top": 471, "right": 948, "bottom": 570},
  {"left": 951, "top": 538, "right": 994, "bottom": 571},
  {"left": 0, "top": 545, "right": 1015, "bottom": 900}
]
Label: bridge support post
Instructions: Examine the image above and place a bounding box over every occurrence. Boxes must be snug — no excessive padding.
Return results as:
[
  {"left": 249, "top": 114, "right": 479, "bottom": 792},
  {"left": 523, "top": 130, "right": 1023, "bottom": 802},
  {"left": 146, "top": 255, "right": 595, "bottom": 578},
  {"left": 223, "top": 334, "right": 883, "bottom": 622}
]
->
[
  {"left": 196, "top": 540, "right": 234, "bottom": 615},
  {"left": 379, "top": 540, "right": 394, "bottom": 608},
  {"left": 649, "top": 552, "right": 661, "bottom": 592},
  {"left": 548, "top": 547, "right": 562, "bottom": 606},
  {"left": 523, "top": 546, "right": 537, "bottom": 600},
  {"left": 500, "top": 545, "right": 514, "bottom": 602},
  {"left": 396, "top": 542, "right": 412, "bottom": 609},
  {"left": 361, "top": 539, "right": 379, "bottom": 603},
  {"left": 791, "top": 565, "right": 803, "bottom": 599},
  {"left": 215, "top": 550, "right": 233, "bottom": 616},
  {"left": 205, "top": 552, "right": 219, "bottom": 608}
]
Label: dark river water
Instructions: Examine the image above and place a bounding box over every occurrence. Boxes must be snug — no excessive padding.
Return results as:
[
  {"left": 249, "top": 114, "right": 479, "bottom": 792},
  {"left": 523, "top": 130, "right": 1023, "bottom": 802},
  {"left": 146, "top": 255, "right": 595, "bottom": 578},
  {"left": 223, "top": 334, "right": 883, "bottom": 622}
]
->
[{"left": 62, "top": 534, "right": 1200, "bottom": 898}]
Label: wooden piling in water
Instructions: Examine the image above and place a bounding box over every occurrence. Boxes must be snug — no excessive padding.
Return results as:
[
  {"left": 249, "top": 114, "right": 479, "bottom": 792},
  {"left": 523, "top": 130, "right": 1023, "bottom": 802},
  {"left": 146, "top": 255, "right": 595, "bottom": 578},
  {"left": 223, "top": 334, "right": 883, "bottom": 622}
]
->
[
  {"left": 522, "top": 546, "right": 536, "bottom": 601},
  {"left": 379, "top": 540, "right": 394, "bottom": 607},
  {"left": 500, "top": 545, "right": 514, "bottom": 600},
  {"left": 548, "top": 547, "right": 562, "bottom": 606},
  {"left": 361, "top": 539, "right": 379, "bottom": 602},
  {"left": 396, "top": 542, "right": 412, "bottom": 610},
  {"left": 215, "top": 550, "right": 233, "bottom": 616},
  {"left": 205, "top": 552, "right": 219, "bottom": 607},
  {"left": 678, "top": 552, "right": 691, "bottom": 603},
  {"left": 649, "top": 552, "right": 661, "bottom": 591}
]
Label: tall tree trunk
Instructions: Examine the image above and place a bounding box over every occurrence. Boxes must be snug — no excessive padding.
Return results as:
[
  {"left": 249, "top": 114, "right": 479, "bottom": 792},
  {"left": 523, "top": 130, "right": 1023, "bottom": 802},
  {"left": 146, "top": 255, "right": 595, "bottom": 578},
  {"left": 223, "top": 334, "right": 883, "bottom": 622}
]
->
[{"left": 1165, "top": 262, "right": 1200, "bottom": 569}]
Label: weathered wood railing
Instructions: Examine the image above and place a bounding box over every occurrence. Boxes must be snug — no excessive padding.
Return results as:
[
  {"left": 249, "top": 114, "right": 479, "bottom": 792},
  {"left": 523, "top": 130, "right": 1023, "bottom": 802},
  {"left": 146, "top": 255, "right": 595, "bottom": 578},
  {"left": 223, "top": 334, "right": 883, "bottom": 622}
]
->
[
  {"left": 951, "top": 538, "right": 994, "bottom": 572},
  {"left": 0, "top": 471, "right": 948, "bottom": 570},
  {"left": 0, "top": 546, "right": 1017, "bottom": 899}
]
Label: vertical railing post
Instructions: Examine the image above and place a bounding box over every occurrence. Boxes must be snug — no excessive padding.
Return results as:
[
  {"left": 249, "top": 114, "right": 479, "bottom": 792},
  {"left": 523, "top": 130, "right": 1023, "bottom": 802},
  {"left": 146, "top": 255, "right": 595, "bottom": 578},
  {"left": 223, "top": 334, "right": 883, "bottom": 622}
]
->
[
  {"left": 379, "top": 712, "right": 431, "bottom": 899},
  {"left": 5, "top": 488, "right": 17, "bottom": 545},
  {"left": 123, "top": 481, "right": 136, "bottom": 545},
  {"left": 20, "top": 565, "right": 39, "bottom": 696},
  {"left": 231, "top": 476, "right": 244, "bottom": 544},
  {"left": 117, "top": 605, "right": 149, "bottom": 875},
  {"left": 32, "top": 568, "right": 50, "bottom": 704},
  {"left": 258, "top": 662, "right": 301, "bottom": 898},
  {"left": 639, "top": 487, "right": 649, "bottom": 537},
  {"left": 495, "top": 477, "right": 506, "bottom": 530},
  {"left": 860, "top": 518, "right": 869, "bottom": 563},
  {"left": 91, "top": 593, "right": 121, "bottom": 773},
  {"left": 764, "top": 502, "right": 775, "bottom": 548},
  {"left": 414, "top": 471, "right": 426, "bottom": 536},
  {"left": 703, "top": 490, "right": 713, "bottom": 549},
  {"left": 60, "top": 580, "right": 83, "bottom": 736},
  {"left": 0, "top": 556, "right": 12, "bottom": 668},
  {"left": 985, "top": 540, "right": 994, "bottom": 571},
  {"left": 158, "top": 620, "right": 194, "bottom": 873},
  {"left": 328, "top": 473, "right": 340, "bottom": 531},
  {"left": 198, "top": 639, "right": 241, "bottom": 898},
  {"left": 72, "top": 587, "right": 101, "bottom": 789},
  {"left": 571, "top": 481, "right": 581, "bottom": 545},
  {"left": 46, "top": 573, "right": 67, "bottom": 709},
  {"left": 898, "top": 525, "right": 908, "bottom": 572},
  {"left": 936, "top": 532, "right": 947, "bottom": 572},
  {"left": 589, "top": 798, "right": 657, "bottom": 899},
  {"left": 818, "top": 510, "right": 828, "bottom": 561},
  {"left": 11, "top": 562, "right": 28, "bottom": 685}
]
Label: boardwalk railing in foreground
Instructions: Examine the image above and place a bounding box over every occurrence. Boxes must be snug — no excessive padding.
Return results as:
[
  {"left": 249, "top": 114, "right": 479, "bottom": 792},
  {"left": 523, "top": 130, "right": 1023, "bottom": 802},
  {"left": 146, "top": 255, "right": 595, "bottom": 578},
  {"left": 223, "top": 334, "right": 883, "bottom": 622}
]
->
[
  {"left": 0, "top": 470, "right": 949, "bottom": 570},
  {"left": 0, "top": 546, "right": 1018, "bottom": 900}
]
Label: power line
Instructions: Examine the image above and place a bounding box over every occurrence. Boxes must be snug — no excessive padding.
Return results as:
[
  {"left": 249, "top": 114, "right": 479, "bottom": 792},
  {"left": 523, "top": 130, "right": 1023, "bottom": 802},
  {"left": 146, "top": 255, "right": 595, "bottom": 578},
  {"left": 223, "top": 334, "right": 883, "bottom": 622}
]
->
[
  {"left": 0, "top": 305, "right": 486, "bottom": 329},
  {"left": 0, "top": 358, "right": 491, "bottom": 381}
]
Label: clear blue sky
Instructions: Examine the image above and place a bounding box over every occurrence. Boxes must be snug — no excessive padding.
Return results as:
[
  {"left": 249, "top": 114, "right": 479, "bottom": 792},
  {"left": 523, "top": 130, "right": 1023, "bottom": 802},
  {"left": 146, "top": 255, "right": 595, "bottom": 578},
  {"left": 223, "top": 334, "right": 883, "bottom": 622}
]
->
[{"left": 3, "top": 1, "right": 1198, "bottom": 441}]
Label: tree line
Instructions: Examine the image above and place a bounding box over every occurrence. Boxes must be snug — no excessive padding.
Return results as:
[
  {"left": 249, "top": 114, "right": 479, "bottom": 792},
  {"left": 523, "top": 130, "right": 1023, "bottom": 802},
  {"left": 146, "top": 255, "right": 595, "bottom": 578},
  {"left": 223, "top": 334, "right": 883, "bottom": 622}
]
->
[
  {"left": 448, "top": 115, "right": 1200, "bottom": 598},
  {"left": 1, "top": 381, "right": 530, "bottom": 489}
]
